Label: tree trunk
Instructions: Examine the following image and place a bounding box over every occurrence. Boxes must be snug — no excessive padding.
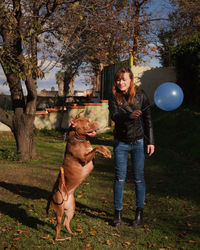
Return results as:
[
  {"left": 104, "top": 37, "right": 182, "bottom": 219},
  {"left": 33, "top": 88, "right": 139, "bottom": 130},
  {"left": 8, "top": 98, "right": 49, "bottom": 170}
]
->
[{"left": 13, "top": 114, "right": 36, "bottom": 161}]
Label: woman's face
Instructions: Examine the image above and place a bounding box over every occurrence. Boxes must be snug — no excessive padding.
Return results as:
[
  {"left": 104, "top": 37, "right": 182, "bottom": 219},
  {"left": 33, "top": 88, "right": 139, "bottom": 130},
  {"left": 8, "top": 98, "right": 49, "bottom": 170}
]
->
[{"left": 116, "top": 72, "right": 131, "bottom": 94}]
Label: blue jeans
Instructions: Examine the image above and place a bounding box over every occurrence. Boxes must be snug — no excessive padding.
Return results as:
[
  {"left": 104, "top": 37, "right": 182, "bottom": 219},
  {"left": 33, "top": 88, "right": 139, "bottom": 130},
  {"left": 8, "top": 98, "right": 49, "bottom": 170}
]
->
[{"left": 113, "top": 139, "right": 145, "bottom": 210}]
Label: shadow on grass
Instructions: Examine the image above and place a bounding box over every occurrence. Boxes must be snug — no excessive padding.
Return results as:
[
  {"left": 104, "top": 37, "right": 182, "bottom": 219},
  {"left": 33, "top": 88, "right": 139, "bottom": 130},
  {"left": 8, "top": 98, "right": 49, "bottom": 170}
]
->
[
  {"left": 0, "top": 181, "right": 117, "bottom": 226},
  {"left": 76, "top": 201, "right": 133, "bottom": 226},
  {"left": 76, "top": 201, "right": 113, "bottom": 223},
  {"left": 0, "top": 200, "right": 47, "bottom": 230},
  {"left": 0, "top": 182, "right": 55, "bottom": 232},
  {"left": 144, "top": 150, "right": 200, "bottom": 206},
  {"left": 0, "top": 181, "right": 50, "bottom": 200},
  {"left": 0, "top": 182, "right": 130, "bottom": 231}
]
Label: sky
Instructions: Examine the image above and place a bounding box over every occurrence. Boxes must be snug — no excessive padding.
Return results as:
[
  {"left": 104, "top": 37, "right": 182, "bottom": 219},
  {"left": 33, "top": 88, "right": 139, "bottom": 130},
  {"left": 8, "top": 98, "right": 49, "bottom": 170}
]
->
[
  {"left": 0, "top": 58, "right": 162, "bottom": 95},
  {"left": 0, "top": 0, "right": 170, "bottom": 95}
]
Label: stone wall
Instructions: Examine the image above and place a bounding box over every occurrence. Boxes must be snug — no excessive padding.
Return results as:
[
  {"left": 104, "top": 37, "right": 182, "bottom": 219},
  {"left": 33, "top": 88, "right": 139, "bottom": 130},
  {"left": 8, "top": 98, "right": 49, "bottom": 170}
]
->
[
  {"left": 36, "top": 101, "right": 110, "bottom": 131},
  {"left": 0, "top": 101, "right": 110, "bottom": 132}
]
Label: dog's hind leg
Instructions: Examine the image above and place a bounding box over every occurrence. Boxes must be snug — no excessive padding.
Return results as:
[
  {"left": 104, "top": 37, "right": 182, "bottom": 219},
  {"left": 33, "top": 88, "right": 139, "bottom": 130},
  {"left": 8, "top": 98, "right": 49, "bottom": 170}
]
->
[
  {"left": 54, "top": 205, "right": 64, "bottom": 240},
  {"left": 52, "top": 189, "right": 66, "bottom": 240},
  {"left": 63, "top": 194, "right": 76, "bottom": 235}
]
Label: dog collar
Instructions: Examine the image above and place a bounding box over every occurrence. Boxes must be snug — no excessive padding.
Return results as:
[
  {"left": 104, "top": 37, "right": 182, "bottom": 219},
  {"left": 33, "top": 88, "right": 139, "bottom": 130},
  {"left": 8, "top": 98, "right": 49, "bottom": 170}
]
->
[{"left": 67, "top": 136, "right": 86, "bottom": 142}]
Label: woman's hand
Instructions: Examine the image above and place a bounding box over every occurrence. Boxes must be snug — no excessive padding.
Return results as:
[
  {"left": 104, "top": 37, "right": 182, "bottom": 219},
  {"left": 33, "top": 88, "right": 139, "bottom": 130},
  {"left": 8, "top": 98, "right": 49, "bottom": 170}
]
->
[
  {"left": 129, "top": 110, "right": 142, "bottom": 119},
  {"left": 147, "top": 145, "right": 155, "bottom": 156}
]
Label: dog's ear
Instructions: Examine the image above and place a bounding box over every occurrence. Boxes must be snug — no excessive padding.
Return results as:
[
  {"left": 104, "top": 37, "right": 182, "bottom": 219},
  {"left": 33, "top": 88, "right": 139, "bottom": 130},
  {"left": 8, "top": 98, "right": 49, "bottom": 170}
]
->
[
  {"left": 70, "top": 117, "right": 77, "bottom": 127},
  {"left": 75, "top": 110, "right": 84, "bottom": 119}
]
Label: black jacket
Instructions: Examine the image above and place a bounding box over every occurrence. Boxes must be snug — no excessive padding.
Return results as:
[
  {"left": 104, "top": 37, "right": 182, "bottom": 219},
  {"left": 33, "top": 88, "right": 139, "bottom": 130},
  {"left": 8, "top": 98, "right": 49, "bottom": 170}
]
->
[{"left": 108, "top": 89, "right": 154, "bottom": 145}]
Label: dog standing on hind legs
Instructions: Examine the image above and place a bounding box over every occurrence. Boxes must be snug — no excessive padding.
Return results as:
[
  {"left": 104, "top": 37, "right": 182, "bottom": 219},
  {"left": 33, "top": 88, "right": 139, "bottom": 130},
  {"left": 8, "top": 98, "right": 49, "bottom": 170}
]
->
[{"left": 46, "top": 113, "right": 111, "bottom": 240}]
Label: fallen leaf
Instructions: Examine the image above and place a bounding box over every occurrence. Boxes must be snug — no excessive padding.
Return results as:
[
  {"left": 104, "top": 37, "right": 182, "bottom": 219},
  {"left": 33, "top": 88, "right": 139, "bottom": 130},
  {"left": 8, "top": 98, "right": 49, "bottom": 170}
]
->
[
  {"left": 184, "top": 207, "right": 192, "bottom": 212},
  {"left": 122, "top": 203, "right": 129, "bottom": 206},
  {"left": 17, "top": 229, "right": 26, "bottom": 234},
  {"left": 106, "top": 240, "right": 112, "bottom": 245},
  {"left": 13, "top": 237, "right": 20, "bottom": 241},
  {"left": 111, "top": 233, "right": 120, "bottom": 237},
  {"left": 177, "top": 231, "right": 186, "bottom": 237},
  {"left": 90, "top": 230, "right": 97, "bottom": 236},
  {"left": 76, "top": 228, "right": 84, "bottom": 234},
  {"left": 186, "top": 240, "right": 195, "bottom": 243},
  {"left": 122, "top": 241, "right": 131, "bottom": 246},
  {"left": 91, "top": 211, "right": 99, "bottom": 215},
  {"left": 184, "top": 214, "right": 193, "bottom": 218},
  {"left": 85, "top": 243, "right": 92, "bottom": 247},
  {"left": 186, "top": 222, "right": 193, "bottom": 229},
  {"left": 145, "top": 243, "right": 156, "bottom": 247},
  {"left": 40, "top": 235, "right": 50, "bottom": 239},
  {"left": 25, "top": 234, "right": 32, "bottom": 238},
  {"left": 1, "top": 229, "right": 7, "bottom": 233},
  {"left": 165, "top": 244, "right": 174, "bottom": 249},
  {"left": 13, "top": 233, "right": 19, "bottom": 236}
]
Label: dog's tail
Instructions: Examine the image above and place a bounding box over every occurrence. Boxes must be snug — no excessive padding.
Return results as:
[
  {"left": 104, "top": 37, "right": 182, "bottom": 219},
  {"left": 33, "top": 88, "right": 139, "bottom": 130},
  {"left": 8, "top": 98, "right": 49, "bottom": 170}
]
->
[
  {"left": 60, "top": 166, "right": 69, "bottom": 201},
  {"left": 46, "top": 167, "right": 68, "bottom": 214}
]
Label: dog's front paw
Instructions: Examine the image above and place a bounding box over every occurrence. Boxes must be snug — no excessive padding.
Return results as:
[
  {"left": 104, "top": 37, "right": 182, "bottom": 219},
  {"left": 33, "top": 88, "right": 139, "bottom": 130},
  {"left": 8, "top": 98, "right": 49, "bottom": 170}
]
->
[
  {"left": 96, "top": 146, "right": 112, "bottom": 158},
  {"left": 104, "top": 147, "right": 112, "bottom": 158}
]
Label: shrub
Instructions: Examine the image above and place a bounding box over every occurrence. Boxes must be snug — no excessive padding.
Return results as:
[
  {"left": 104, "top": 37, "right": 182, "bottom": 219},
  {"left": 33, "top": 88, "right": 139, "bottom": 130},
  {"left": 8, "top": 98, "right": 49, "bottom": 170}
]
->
[
  {"left": 171, "top": 33, "right": 200, "bottom": 107},
  {"left": 0, "top": 149, "right": 19, "bottom": 161}
]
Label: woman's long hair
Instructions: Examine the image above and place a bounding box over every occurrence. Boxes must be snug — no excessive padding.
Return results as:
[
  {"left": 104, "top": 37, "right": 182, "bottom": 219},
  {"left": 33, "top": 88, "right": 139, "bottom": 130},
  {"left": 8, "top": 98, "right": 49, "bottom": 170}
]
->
[{"left": 113, "top": 66, "right": 136, "bottom": 105}]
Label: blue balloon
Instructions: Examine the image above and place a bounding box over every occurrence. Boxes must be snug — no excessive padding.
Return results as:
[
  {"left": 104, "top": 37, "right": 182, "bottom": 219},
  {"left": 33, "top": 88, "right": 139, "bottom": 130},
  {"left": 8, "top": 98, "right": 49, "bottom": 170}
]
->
[{"left": 154, "top": 82, "right": 184, "bottom": 111}]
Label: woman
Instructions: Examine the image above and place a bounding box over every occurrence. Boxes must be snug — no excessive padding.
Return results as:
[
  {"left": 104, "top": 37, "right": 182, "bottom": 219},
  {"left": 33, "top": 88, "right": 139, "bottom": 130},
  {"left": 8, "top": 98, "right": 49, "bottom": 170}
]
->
[{"left": 108, "top": 66, "right": 155, "bottom": 228}]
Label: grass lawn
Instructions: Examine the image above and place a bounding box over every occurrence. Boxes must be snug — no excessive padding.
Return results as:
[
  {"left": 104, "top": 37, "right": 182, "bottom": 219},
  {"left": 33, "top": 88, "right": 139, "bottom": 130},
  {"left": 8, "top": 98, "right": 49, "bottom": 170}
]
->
[{"left": 0, "top": 107, "right": 200, "bottom": 249}]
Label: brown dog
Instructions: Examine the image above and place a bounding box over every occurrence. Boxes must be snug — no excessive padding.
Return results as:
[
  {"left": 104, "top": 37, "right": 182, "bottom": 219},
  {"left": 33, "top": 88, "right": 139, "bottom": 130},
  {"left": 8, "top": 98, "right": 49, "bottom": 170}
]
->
[{"left": 46, "top": 113, "right": 111, "bottom": 240}]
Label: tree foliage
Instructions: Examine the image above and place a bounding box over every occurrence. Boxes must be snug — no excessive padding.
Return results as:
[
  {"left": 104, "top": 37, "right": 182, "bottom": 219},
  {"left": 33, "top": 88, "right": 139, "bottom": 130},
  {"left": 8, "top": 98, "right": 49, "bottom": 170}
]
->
[
  {"left": 58, "top": 0, "right": 153, "bottom": 99},
  {"left": 0, "top": 0, "right": 154, "bottom": 160},
  {"left": 1, "top": 0, "right": 114, "bottom": 160},
  {"left": 171, "top": 33, "right": 200, "bottom": 107},
  {"left": 158, "top": 0, "right": 200, "bottom": 66},
  {"left": 157, "top": 0, "right": 200, "bottom": 107}
]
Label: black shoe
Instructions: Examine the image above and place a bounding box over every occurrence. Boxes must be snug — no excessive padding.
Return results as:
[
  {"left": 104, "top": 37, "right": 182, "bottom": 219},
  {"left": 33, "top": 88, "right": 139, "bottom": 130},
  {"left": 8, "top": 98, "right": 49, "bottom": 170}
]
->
[
  {"left": 113, "top": 209, "right": 122, "bottom": 226},
  {"left": 133, "top": 207, "right": 143, "bottom": 228}
]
